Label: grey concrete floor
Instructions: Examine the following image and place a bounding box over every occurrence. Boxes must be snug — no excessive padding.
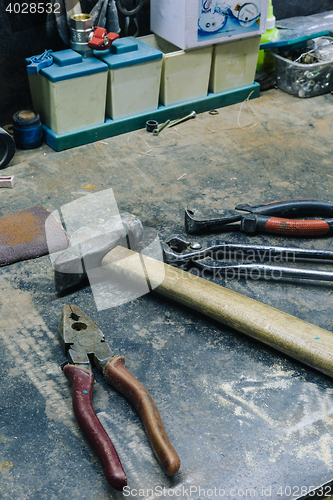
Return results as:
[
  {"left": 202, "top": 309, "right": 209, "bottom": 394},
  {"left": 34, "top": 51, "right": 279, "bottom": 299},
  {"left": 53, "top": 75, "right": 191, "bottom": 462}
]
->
[{"left": 1, "top": 88, "right": 333, "bottom": 500}]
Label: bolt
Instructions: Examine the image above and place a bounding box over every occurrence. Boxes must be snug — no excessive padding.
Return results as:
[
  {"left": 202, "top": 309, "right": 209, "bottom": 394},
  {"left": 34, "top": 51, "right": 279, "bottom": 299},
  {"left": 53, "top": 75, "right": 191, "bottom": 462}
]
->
[
  {"left": 153, "top": 119, "right": 171, "bottom": 136},
  {"left": 168, "top": 111, "right": 196, "bottom": 128}
]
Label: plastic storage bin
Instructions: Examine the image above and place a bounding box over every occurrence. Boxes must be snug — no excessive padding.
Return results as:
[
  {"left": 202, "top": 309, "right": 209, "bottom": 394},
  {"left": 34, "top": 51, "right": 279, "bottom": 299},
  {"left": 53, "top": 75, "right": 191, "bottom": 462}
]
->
[
  {"left": 95, "top": 37, "right": 163, "bottom": 120},
  {"left": 27, "top": 49, "right": 108, "bottom": 134},
  {"left": 139, "top": 34, "right": 212, "bottom": 106},
  {"left": 209, "top": 35, "right": 261, "bottom": 93},
  {"left": 273, "top": 37, "right": 333, "bottom": 98}
]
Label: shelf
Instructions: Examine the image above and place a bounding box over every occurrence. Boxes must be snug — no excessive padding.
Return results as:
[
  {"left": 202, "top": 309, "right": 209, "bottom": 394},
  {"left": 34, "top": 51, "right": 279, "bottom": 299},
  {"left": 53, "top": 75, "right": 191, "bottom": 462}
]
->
[{"left": 43, "top": 82, "right": 260, "bottom": 151}]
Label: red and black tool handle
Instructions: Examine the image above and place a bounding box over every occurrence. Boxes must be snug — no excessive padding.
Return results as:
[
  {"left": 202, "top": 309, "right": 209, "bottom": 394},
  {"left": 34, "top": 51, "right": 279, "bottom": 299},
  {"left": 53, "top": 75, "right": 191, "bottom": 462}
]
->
[
  {"left": 103, "top": 355, "right": 180, "bottom": 477},
  {"left": 186, "top": 199, "right": 333, "bottom": 235},
  {"left": 63, "top": 364, "right": 127, "bottom": 491},
  {"left": 238, "top": 199, "right": 333, "bottom": 236},
  {"left": 237, "top": 199, "right": 333, "bottom": 218},
  {"left": 241, "top": 214, "right": 333, "bottom": 237}
]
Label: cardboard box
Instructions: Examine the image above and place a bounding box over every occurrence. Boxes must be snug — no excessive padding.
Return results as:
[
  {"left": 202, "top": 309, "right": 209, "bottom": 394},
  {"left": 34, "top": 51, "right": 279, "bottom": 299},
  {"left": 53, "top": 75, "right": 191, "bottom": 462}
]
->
[{"left": 151, "top": 0, "right": 268, "bottom": 50}]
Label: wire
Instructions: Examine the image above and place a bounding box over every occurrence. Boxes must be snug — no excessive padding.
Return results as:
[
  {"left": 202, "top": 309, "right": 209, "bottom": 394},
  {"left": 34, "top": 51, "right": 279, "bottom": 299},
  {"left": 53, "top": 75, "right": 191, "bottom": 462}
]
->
[
  {"left": 206, "top": 91, "right": 259, "bottom": 134},
  {"left": 126, "top": 130, "right": 182, "bottom": 156},
  {"left": 116, "top": 0, "right": 144, "bottom": 16}
]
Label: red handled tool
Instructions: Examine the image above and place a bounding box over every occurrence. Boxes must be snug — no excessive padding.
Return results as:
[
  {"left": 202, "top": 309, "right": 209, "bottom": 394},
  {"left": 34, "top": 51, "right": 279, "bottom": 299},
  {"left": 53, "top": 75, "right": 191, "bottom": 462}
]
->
[
  {"left": 59, "top": 305, "right": 180, "bottom": 490},
  {"left": 185, "top": 199, "right": 333, "bottom": 237}
]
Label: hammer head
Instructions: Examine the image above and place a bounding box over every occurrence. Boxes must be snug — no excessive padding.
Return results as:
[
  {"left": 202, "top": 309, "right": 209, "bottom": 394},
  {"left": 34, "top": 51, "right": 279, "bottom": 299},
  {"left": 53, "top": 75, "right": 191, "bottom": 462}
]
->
[{"left": 53, "top": 213, "right": 143, "bottom": 292}]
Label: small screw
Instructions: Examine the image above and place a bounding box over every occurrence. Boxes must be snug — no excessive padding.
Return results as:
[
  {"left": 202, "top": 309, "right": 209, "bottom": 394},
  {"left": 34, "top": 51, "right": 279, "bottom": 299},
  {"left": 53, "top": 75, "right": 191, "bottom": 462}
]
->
[
  {"left": 168, "top": 111, "right": 196, "bottom": 128},
  {"left": 153, "top": 119, "right": 171, "bottom": 136}
]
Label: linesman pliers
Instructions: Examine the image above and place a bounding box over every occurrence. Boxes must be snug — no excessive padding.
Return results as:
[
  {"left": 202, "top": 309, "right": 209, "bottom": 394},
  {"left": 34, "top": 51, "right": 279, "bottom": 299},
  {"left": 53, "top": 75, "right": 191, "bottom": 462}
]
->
[
  {"left": 58, "top": 305, "right": 180, "bottom": 490},
  {"left": 185, "top": 199, "right": 333, "bottom": 237}
]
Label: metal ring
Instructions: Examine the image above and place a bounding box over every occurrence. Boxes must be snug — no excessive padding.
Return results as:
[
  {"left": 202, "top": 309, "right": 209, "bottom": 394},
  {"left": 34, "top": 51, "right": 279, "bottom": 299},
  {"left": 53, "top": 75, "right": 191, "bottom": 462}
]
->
[
  {"left": 209, "top": 109, "right": 219, "bottom": 115},
  {"left": 0, "top": 127, "right": 16, "bottom": 168},
  {"left": 146, "top": 120, "right": 158, "bottom": 132},
  {"left": 3, "top": 124, "right": 14, "bottom": 135}
]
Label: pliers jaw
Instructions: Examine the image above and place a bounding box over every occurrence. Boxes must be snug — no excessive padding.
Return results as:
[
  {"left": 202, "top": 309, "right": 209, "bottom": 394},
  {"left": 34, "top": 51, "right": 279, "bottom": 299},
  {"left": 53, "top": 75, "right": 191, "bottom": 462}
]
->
[
  {"left": 162, "top": 234, "right": 212, "bottom": 267},
  {"left": 58, "top": 304, "right": 113, "bottom": 371},
  {"left": 185, "top": 207, "right": 242, "bottom": 234}
]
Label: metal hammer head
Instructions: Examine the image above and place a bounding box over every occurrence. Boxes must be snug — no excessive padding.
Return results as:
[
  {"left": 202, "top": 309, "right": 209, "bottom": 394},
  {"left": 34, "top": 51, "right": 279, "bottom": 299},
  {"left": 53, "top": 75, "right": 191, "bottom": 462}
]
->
[{"left": 53, "top": 213, "right": 143, "bottom": 292}]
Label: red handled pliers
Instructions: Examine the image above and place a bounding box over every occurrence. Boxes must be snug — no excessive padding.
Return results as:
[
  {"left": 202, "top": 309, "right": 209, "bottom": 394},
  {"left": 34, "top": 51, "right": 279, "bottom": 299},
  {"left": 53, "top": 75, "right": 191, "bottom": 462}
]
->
[
  {"left": 185, "top": 200, "right": 333, "bottom": 237},
  {"left": 59, "top": 305, "right": 180, "bottom": 490}
]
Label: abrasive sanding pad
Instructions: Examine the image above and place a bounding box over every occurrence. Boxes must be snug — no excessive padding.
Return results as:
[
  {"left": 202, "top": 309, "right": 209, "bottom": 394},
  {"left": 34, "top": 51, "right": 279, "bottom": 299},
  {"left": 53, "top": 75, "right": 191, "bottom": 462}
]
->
[{"left": 0, "top": 206, "right": 68, "bottom": 266}]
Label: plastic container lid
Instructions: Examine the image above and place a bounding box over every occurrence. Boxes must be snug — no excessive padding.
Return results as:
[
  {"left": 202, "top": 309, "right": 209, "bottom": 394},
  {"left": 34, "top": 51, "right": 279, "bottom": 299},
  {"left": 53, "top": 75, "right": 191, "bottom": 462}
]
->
[
  {"left": 13, "top": 110, "right": 41, "bottom": 128},
  {"left": 94, "top": 36, "right": 163, "bottom": 69},
  {"left": 38, "top": 49, "right": 108, "bottom": 82},
  {"left": 26, "top": 50, "right": 53, "bottom": 74}
]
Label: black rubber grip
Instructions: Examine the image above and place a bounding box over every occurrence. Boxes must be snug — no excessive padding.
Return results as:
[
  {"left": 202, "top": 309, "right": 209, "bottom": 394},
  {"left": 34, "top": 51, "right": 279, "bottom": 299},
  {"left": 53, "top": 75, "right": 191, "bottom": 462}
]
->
[{"left": 237, "top": 200, "right": 333, "bottom": 218}]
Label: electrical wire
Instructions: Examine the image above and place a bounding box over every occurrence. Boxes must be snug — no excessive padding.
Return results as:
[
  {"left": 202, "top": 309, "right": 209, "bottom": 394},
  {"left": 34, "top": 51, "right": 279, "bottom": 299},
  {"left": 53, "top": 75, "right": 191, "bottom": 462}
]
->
[{"left": 115, "top": 0, "right": 144, "bottom": 16}]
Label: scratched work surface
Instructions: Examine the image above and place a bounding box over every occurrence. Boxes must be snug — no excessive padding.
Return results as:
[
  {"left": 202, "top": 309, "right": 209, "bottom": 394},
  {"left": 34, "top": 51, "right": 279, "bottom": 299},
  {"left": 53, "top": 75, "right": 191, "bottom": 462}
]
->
[{"left": 1, "top": 88, "right": 333, "bottom": 500}]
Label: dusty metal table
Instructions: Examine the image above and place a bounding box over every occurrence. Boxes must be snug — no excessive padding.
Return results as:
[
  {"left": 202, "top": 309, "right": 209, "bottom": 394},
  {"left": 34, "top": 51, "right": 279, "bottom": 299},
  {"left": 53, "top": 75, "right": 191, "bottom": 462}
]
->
[{"left": 1, "top": 88, "right": 333, "bottom": 499}]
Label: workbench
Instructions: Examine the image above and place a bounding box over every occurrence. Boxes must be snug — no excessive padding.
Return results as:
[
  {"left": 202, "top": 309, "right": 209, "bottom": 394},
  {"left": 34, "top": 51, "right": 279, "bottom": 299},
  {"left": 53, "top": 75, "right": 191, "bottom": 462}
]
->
[{"left": 1, "top": 88, "right": 333, "bottom": 500}]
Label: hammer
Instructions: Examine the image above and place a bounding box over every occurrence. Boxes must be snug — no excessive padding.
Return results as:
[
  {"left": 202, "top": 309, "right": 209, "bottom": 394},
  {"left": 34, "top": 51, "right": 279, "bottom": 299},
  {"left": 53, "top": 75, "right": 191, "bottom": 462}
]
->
[{"left": 53, "top": 215, "right": 333, "bottom": 379}]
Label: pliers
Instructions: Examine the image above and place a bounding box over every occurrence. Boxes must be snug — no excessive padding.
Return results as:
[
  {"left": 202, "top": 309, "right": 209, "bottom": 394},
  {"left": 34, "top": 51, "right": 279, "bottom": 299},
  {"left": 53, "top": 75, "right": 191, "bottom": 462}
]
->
[
  {"left": 185, "top": 200, "right": 333, "bottom": 237},
  {"left": 58, "top": 305, "right": 180, "bottom": 490},
  {"left": 162, "top": 234, "right": 333, "bottom": 282}
]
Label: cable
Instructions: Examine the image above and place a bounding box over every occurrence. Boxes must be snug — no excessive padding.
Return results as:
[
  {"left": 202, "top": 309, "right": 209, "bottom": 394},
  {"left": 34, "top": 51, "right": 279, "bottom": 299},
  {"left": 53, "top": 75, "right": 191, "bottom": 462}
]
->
[{"left": 115, "top": 0, "right": 144, "bottom": 16}]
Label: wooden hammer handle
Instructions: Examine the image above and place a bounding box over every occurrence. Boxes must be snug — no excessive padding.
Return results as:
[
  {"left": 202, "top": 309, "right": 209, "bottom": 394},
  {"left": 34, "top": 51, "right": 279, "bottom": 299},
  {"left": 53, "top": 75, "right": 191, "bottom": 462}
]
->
[{"left": 102, "top": 246, "right": 333, "bottom": 379}]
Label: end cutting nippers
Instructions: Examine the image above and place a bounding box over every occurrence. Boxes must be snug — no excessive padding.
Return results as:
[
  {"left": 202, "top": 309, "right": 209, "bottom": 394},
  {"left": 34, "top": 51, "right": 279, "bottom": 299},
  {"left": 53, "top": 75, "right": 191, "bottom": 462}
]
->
[
  {"left": 162, "top": 234, "right": 333, "bottom": 282},
  {"left": 59, "top": 305, "right": 180, "bottom": 490}
]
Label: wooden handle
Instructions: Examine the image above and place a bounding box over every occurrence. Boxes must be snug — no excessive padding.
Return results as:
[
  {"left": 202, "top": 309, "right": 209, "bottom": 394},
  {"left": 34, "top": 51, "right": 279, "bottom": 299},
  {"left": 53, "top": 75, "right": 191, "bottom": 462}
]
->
[
  {"left": 104, "top": 356, "right": 180, "bottom": 476},
  {"left": 102, "top": 246, "right": 333, "bottom": 379}
]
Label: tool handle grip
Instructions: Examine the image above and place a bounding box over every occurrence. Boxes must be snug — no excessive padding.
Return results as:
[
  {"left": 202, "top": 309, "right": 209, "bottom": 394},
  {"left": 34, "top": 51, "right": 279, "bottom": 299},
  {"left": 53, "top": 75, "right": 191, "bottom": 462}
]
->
[
  {"left": 263, "top": 217, "right": 332, "bottom": 236},
  {"left": 237, "top": 199, "right": 333, "bottom": 217},
  {"left": 103, "top": 356, "right": 180, "bottom": 477},
  {"left": 63, "top": 364, "right": 127, "bottom": 491},
  {"left": 242, "top": 215, "right": 333, "bottom": 236}
]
